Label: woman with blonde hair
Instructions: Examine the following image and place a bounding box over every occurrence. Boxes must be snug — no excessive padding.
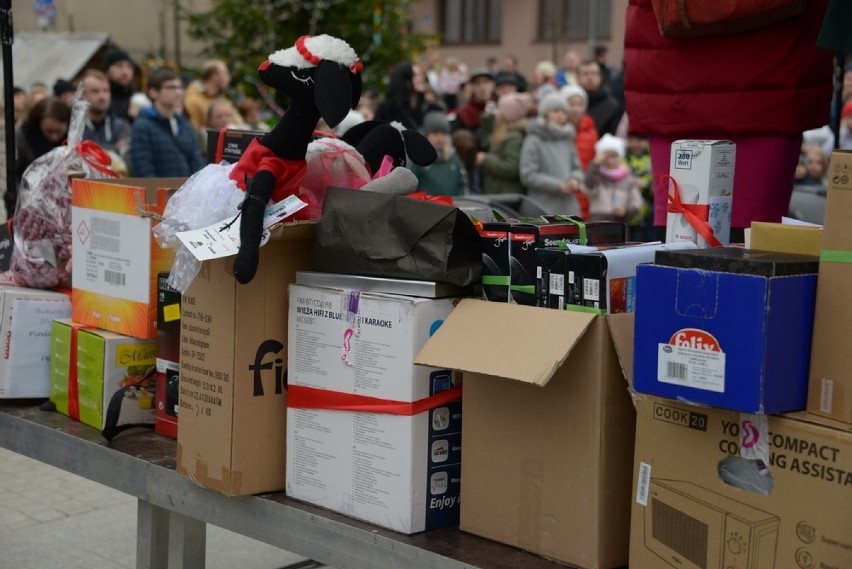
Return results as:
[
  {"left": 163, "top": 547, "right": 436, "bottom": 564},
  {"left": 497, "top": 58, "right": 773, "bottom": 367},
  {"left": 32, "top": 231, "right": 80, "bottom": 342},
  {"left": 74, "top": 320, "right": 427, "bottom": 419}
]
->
[{"left": 480, "top": 92, "right": 531, "bottom": 195}]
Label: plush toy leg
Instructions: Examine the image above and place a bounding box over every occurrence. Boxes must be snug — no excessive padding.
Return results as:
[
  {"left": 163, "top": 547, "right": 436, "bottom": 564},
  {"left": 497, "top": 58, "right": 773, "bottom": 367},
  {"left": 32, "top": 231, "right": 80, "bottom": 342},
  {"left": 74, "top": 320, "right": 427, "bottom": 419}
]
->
[{"left": 233, "top": 170, "right": 275, "bottom": 284}]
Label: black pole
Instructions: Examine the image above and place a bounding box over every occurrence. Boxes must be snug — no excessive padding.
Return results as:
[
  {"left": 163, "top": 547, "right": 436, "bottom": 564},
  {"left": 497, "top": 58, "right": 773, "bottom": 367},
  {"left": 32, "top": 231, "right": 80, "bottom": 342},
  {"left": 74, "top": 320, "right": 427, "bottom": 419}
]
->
[{"left": 0, "top": 0, "right": 13, "bottom": 202}]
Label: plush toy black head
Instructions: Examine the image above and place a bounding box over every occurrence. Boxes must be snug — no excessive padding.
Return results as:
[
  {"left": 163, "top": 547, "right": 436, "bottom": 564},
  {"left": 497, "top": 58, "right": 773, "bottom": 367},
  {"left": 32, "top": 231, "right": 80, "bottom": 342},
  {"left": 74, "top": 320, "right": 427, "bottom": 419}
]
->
[
  {"left": 256, "top": 35, "right": 363, "bottom": 161},
  {"left": 341, "top": 120, "right": 437, "bottom": 175},
  {"left": 260, "top": 35, "right": 362, "bottom": 128}
]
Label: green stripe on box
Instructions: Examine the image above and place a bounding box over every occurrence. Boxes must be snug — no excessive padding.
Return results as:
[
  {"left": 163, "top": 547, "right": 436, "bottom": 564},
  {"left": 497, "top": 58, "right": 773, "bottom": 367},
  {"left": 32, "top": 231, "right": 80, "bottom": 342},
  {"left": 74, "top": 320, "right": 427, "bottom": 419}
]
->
[
  {"left": 820, "top": 250, "right": 852, "bottom": 263},
  {"left": 509, "top": 284, "right": 536, "bottom": 294},
  {"left": 566, "top": 304, "right": 606, "bottom": 315},
  {"left": 482, "top": 275, "right": 511, "bottom": 286}
]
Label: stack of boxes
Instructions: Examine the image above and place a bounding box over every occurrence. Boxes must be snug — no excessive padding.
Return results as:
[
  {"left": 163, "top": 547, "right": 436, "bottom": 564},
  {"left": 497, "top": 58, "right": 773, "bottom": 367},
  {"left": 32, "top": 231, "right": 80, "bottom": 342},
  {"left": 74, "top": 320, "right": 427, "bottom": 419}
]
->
[
  {"left": 624, "top": 151, "right": 852, "bottom": 568},
  {"left": 45, "top": 178, "right": 179, "bottom": 433}
]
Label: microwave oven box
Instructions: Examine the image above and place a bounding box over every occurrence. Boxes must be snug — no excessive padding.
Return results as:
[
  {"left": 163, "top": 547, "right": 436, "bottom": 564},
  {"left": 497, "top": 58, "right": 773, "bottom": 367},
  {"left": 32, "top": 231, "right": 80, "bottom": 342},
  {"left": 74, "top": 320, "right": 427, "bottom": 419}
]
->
[
  {"left": 75, "top": 328, "right": 157, "bottom": 430},
  {"left": 71, "top": 177, "right": 182, "bottom": 340},
  {"left": 665, "top": 140, "right": 735, "bottom": 248},
  {"left": 155, "top": 273, "right": 181, "bottom": 439},
  {"left": 750, "top": 221, "right": 823, "bottom": 257},
  {"left": 50, "top": 319, "right": 94, "bottom": 418},
  {"left": 538, "top": 241, "right": 696, "bottom": 313},
  {"left": 285, "top": 283, "right": 462, "bottom": 534},
  {"left": 414, "top": 299, "right": 635, "bottom": 569},
  {"left": 480, "top": 219, "right": 625, "bottom": 305},
  {"left": 629, "top": 396, "right": 852, "bottom": 569},
  {"left": 809, "top": 150, "right": 852, "bottom": 423},
  {"left": 633, "top": 261, "right": 817, "bottom": 414},
  {"left": 0, "top": 287, "right": 71, "bottom": 398},
  {"left": 176, "top": 223, "right": 314, "bottom": 496}
]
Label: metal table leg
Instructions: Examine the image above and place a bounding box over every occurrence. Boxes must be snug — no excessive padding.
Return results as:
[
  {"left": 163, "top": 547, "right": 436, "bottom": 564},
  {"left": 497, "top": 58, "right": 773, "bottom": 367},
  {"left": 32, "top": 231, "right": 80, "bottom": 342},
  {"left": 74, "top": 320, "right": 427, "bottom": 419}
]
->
[
  {"left": 137, "top": 499, "right": 170, "bottom": 569},
  {"left": 168, "top": 510, "right": 206, "bottom": 569}
]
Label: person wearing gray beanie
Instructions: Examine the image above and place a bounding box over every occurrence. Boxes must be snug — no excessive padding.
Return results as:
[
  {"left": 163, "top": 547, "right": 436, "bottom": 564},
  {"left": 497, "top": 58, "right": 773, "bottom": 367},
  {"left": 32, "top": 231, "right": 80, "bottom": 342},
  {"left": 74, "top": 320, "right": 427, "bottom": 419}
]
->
[
  {"left": 537, "top": 92, "right": 569, "bottom": 118},
  {"left": 519, "top": 92, "right": 584, "bottom": 216}
]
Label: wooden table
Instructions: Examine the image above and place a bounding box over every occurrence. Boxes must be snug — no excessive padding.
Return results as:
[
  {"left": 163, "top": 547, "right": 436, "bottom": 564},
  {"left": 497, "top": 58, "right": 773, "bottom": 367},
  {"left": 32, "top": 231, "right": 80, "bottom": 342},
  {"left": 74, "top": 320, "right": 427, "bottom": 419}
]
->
[{"left": 0, "top": 402, "right": 574, "bottom": 569}]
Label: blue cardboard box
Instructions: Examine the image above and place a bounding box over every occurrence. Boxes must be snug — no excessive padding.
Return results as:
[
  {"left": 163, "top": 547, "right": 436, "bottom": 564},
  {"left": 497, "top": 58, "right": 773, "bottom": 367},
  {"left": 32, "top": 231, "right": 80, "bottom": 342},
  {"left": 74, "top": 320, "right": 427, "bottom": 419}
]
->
[{"left": 633, "top": 264, "right": 817, "bottom": 413}]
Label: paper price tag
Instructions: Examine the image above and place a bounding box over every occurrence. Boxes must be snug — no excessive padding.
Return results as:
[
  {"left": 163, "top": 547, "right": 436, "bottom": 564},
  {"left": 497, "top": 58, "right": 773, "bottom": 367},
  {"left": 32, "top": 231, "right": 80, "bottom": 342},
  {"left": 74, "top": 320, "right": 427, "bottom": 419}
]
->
[{"left": 177, "top": 195, "right": 307, "bottom": 261}]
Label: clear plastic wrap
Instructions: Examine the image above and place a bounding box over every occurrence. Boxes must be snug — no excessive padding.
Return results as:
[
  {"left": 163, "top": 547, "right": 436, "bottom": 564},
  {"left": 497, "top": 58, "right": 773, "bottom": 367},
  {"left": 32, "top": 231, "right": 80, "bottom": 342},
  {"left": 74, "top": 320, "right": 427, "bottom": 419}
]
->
[
  {"left": 151, "top": 162, "right": 246, "bottom": 293},
  {"left": 10, "top": 93, "right": 118, "bottom": 289}
]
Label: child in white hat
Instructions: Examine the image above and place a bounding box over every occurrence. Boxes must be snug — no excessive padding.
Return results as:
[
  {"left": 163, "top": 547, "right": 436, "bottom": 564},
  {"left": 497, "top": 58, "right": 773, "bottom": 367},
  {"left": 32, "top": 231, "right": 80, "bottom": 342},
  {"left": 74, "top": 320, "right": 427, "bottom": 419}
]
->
[{"left": 584, "top": 133, "right": 643, "bottom": 223}]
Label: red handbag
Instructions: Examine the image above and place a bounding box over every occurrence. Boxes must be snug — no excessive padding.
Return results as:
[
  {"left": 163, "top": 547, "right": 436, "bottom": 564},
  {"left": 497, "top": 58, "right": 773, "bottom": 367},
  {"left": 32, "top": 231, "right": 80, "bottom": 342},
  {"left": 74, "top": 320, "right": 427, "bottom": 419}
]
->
[{"left": 650, "top": 0, "right": 808, "bottom": 37}]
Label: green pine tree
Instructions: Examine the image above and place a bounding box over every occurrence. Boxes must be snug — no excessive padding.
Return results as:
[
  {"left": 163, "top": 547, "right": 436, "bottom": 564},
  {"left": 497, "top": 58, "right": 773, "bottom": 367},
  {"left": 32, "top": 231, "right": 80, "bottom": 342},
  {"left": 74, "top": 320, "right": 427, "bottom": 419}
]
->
[{"left": 183, "top": 0, "right": 434, "bottom": 103}]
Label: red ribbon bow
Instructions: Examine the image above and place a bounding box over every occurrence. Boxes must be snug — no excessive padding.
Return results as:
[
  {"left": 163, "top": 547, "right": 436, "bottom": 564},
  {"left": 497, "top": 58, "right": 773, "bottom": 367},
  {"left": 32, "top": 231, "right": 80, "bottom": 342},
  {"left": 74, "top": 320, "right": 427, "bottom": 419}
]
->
[
  {"left": 75, "top": 140, "right": 119, "bottom": 178},
  {"left": 664, "top": 174, "right": 721, "bottom": 248}
]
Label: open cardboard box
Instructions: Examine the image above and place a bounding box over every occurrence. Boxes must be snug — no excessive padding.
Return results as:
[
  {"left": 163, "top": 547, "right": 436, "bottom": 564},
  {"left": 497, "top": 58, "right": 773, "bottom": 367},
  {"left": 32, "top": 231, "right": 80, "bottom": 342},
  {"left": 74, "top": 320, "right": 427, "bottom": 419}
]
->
[
  {"left": 607, "top": 312, "right": 852, "bottom": 569},
  {"left": 415, "top": 299, "right": 635, "bottom": 569}
]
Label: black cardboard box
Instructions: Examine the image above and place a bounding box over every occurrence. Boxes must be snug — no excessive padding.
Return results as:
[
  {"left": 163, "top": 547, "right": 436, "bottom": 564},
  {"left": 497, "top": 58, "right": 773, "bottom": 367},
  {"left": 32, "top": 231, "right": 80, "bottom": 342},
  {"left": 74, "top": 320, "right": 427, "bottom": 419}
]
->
[
  {"left": 480, "top": 219, "right": 625, "bottom": 305},
  {"left": 654, "top": 247, "right": 819, "bottom": 277},
  {"left": 206, "top": 128, "right": 264, "bottom": 164}
]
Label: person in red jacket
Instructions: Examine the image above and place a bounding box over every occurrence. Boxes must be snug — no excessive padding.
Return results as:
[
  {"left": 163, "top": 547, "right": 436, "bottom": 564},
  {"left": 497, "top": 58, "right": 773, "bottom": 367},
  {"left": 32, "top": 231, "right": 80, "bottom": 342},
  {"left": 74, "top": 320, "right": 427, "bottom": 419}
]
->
[
  {"left": 624, "top": 0, "right": 833, "bottom": 239},
  {"left": 560, "top": 84, "right": 599, "bottom": 170},
  {"left": 561, "top": 84, "right": 599, "bottom": 219}
]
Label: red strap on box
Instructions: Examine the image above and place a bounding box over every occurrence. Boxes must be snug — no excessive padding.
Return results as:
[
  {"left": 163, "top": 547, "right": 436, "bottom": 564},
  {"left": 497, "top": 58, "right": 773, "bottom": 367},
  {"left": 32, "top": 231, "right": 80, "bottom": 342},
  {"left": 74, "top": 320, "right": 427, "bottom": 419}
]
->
[
  {"left": 214, "top": 128, "right": 227, "bottom": 163},
  {"left": 68, "top": 326, "right": 80, "bottom": 420},
  {"left": 664, "top": 174, "right": 722, "bottom": 248},
  {"left": 287, "top": 384, "right": 462, "bottom": 416}
]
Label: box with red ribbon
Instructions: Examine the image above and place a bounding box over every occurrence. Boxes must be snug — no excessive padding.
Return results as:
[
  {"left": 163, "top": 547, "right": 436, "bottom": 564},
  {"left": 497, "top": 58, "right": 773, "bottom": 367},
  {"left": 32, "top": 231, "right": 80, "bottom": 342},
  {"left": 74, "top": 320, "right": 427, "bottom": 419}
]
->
[
  {"left": 665, "top": 140, "right": 735, "bottom": 248},
  {"left": 286, "top": 283, "right": 463, "bottom": 534}
]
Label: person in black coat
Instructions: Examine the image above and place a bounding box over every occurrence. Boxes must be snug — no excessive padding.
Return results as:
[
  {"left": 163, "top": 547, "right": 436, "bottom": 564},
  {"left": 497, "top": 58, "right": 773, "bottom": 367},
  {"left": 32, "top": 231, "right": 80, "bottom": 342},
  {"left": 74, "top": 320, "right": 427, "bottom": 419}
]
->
[
  {"left": 375, "top": 61, "right": 443, "bottom": 131},
  {"left": 578, "top": 60, "right": 623, "bottom": 136},
  {"left": 13, "top": 96, "right": 71, "bottom": 215}
]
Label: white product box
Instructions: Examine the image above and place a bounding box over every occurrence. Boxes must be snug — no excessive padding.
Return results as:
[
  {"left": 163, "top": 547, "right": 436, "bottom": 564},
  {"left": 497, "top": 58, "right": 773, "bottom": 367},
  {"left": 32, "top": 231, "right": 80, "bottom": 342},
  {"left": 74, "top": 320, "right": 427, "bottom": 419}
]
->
[
  {"left": 286, "top": 284, "right": 461, "bottom": 534},
  {"left": 666, "top": 140, "right": 735, "bottom": 248},
  {"left": 0, "top": 287, "right": 70, "bottom": 398}
]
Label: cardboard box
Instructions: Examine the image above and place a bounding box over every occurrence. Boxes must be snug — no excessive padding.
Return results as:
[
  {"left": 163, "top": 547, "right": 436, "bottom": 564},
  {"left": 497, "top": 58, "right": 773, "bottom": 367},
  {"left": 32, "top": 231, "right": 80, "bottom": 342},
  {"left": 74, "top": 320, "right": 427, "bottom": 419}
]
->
[
  {"left": 285, "top": 284, "right": 461, "bottom": 534},
  {"left": 50, "top": 319, "right": 93, "bottom": 418},
  {"left": 176, "top": 223, "right": 314, "bottom": 496},
  {"left": 71, "top": 178, "right": 182, "bottom": 339},
  {"left": 538, "top": 241, "right": 696, "bottom": 313},
  {"left": 0, "top": 287, "right": 71, "bottom": 398},
  {"left": 76, "top": 328, "right": 157, "bottom": 430},
  {"left": 414, "top": 300, "right": 635, "bottom": 569},
  {"left": 480, "top": 219, "right": 625, "bottom": 305},
  {"left": 629, "top": 397, "right": 852, "bottom": 569},
  {"left": 666, "top": 140, "right": 735, "bottom": 248},
  {"left": 809, "top": 151, "right": 852, "bottom": 423},
  {"left": 634, "top": 262, "right": 817, "bottom": 414},
  {"left": 155, "top": 273, "right": 180, "bottom": 439},
  {"left": 750, "top": 221, "right": 823, "bottom": 256}
]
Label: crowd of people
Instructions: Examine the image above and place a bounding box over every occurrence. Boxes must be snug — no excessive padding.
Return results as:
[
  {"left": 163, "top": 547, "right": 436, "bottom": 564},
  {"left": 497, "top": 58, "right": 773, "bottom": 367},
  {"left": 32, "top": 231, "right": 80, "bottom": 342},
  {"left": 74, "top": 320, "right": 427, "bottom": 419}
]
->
[{"left": 4, "top": 33, "right": 843, "bottom": 236}]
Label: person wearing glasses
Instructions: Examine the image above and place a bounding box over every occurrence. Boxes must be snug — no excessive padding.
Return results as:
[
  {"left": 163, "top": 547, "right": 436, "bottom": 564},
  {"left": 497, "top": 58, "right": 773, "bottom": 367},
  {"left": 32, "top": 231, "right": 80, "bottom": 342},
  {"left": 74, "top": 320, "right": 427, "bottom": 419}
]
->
[{"left": 130, "top": 68, "right": 203, "bottom": 178}]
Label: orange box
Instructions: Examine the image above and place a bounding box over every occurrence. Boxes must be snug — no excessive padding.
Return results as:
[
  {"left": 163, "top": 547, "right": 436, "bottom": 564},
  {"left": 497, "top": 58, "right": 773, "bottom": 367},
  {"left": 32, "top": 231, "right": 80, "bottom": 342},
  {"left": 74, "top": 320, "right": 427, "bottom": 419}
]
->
[{"left": 71, "top": 178, "right": 182, "bottom": 339}]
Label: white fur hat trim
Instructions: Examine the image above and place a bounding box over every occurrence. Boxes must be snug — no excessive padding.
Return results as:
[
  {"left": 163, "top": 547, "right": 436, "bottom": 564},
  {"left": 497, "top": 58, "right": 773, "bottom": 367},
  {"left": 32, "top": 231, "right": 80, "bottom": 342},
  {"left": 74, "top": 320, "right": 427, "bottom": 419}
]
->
[{"left": 268, "top": 34, "right": 360, "bottom": 70}]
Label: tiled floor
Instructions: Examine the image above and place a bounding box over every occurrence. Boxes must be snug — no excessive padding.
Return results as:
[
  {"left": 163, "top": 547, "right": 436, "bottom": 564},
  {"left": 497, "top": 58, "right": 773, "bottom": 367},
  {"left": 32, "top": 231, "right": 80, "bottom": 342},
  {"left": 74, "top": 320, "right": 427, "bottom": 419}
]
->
[{"left": 0, "top": 447, "right": 316, "bottom": 569}]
